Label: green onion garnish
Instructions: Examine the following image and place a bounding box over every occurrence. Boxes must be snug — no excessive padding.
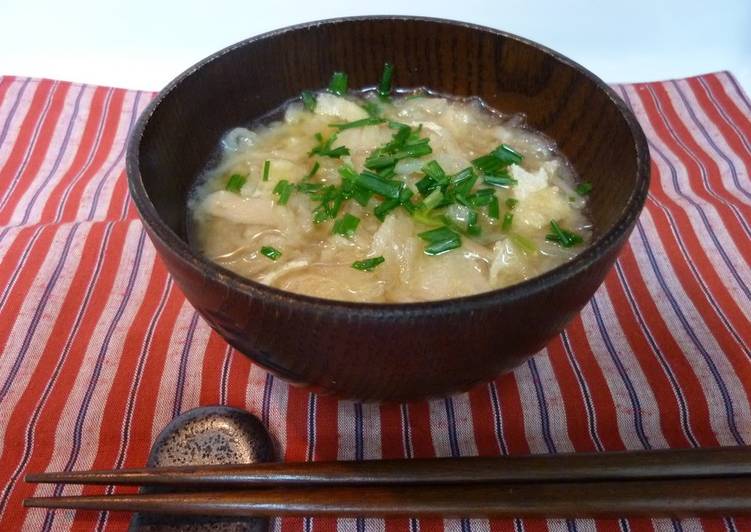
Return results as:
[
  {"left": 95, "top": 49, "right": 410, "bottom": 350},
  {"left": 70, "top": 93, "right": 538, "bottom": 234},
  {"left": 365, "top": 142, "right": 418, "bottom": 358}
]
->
[
  {"left": 509, "top": 233, "right": 537, "bottom": 254},
  {"left": 422, "top": 160, "right": 448, "bottom": 185},
  {"left": 328, "top": 72, "right": 348, "bottom": 95},
  {"left": 421, "top": 188, "right": 444, "bottom": 211},
  {"left": 505, "top": 197, "right": 519, "bottom": 210},
  {"left": 483, "top": 174, "right": 518, "bottom": 188},
  {"left": 303, "top": 161, "right": 320, "bottom": 180},
  {"left": 273, "top": 179, "right": 294, "bottom": 205},
  {"left": 310, "top": 132, "right": 350, "bottom": 159},
  {"left": 355, "top": 172, "right": 403, "bottom": 199},
  {"left": 332, "top": 213, "right": 361, "bottom": 238},
  {"left": 378, "top": 62, "right": 394, "bottom": 99},
  {"left": 487, "top": 196, "right": 500, "bottom": 219},
  {"left": 329, "top": 117, "right": 385, "bottom": 130},
  {"left": 451, "top": 168, "right": 477, "bottom": 196},
  {"left": 352, "top": 256, "right": 385, "bottom": 271},
  {"left": 502, "top": 212, "right": 514, "bottom": 232},
  {"left": 361, "top": 101, "right": 381, "bottom": 117},
  {"left": 301, "top": 90, "right": 316, "bottom": 112},
  {"left": 545, "top": 220, "right": 584, "bottom": 248},
  {"left": 225, "top": 174, "right": 246, "bottom": 193},
  {"left": 374, "top": 198, "right": 400, "bottom": 221},
  {"left": 492, "top": 144, "right": 524, "bottom": 165},
  {"left": 260, "top": 246, "right": 282, "bottom": 261},
  {"left": 418, "top": 226, "right": 462, "bottom": 255},
  {"left": 262, "top": 160, "right": 270, "bottom": 182},
  {"left": 576, "top": 181, "right": 593, "bottom": 196}
]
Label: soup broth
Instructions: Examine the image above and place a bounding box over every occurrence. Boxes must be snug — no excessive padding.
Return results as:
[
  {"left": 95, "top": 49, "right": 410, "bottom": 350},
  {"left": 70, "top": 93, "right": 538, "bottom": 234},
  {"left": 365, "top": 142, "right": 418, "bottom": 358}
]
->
[{"left": 190, "top": 80, "right": 592, "bottom": 303}]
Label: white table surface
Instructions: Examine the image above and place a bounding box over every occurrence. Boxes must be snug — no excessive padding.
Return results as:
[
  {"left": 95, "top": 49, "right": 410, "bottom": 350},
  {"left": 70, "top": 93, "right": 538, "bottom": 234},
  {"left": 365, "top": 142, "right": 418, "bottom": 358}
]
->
[{"left": 1, "top": 0, "right": 750, "bottom": 94}]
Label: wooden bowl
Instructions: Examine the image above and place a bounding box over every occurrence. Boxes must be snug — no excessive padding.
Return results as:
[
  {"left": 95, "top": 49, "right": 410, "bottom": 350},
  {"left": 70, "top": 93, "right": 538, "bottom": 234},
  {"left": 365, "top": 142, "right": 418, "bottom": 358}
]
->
[{"left": 126, "top": 16, "right": 650, "bottom": 401}]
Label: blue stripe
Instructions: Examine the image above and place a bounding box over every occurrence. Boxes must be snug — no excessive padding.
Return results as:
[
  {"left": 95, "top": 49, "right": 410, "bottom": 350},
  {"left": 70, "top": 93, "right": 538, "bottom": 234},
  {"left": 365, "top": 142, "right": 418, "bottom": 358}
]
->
[
  {"left": 0, "top": 81, "right": 59, "bottom": 212},
  {"left": 261, "top": 372, "right": 274, "bottom": 426},
  {"left": 670, "top": 80, "right": 751, "bottom": 199},
  {"left": 697, "top": 76, "right": 751, "bottom": 158},
  {"left": 172, "top": 311, "right": 201, "bottom": 419},
  {"left": 634, "top": 219, "right": 745, "bottom": 444},
  {"left": 42, "top": 227, "right": 146, "bottom": 532},
  {"left": 589, "top": 294, "right": 651, "bottom": 449},
  {"left": 220, "top": 346, "right": 231, "bottom": 405},
  {"left": 560, "top": 331, "right": 604, "bottom": 452},
  {"left": 620, "top": 85, "right": 751, "bottom": 302},
  {"left": 0, "top": 78, "right": 32, "bottom": 148},
  {"left": 613, "top": 261, "right": 698, "bottom": 447},
  {"left": 12, "top": 84, "right": 87, "bottom": 228},
  {"left": 0, "top": 224, "right": 80, "bottom": 403},
  {"left": 526, "top": 359, "right": 557, "bottom": 453},
  {"left": 0, "top": 222, "right": 114, "bottom": 518},
  {"left": 488, "top": 382, "right": 509, "bottom": 455}
]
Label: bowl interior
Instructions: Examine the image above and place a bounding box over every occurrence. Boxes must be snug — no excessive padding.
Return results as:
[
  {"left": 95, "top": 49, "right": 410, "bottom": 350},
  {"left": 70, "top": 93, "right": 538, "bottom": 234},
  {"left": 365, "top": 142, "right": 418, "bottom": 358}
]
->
[{"left": 136, "top": 16, "right": 643, "bottom": 282}]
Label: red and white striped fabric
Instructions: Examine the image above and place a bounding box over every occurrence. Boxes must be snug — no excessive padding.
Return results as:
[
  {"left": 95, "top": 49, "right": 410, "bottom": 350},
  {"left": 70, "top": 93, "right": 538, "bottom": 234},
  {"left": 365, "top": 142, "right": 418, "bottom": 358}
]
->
[{"left": 0, "top": 72, "right": 749, "bottom": 532}]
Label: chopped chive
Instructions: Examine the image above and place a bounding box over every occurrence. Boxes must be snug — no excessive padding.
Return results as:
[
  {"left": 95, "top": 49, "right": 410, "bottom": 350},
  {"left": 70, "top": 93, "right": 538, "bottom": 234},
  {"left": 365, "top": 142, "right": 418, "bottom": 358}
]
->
[
  {"left": 509, "top": 233, "right": 537, "bottom": 254},
  {"left": 378, "top": 62, "right": 394, "bottom": 99},
  {"left": 472, "top": 154, "right": 505, "bottom": 175},
  {"left": 272, "top": 179, "right": 294, "bottom": 205},
  {"left": 418, "top": 226, "right": 462, "bottom": 255},
  {"left": 488, "top": 196, "right": 500, "bottom": 219},
  {"left": 328, "top": 71, "right": 348, "bottom": 95},
  {"left": 545, "top": 220, "right": 584, "bottom": 248},
  {"left": 225, "top": 174, "right": 246, "bottom": 193},
  {"left": 452, "top": 168, "right": 478, "bottom": 195},
  {"left": 492, "top": 144, "right": 524, "bottom": 165},
  {"left": 415, "top": 175, "right": 439, "bottom": 197},
  {"left": 352, "top": 256, "right": 385, "bottom": 271},
  {"left": 483, "top": 174, "right": 518, "bottom": 188},
  {"left": 421, "top": 188, "right": 444, "bottom": 211},
  {"left": 355, "top": 172, "right": 403, "bottom": 199},
  {"left": 332, "top": 213, "right": 361, "bottom": 238},
  {"left": 329, "top": 117, "right": 385, "bottom": 130},
  {"left": 262, "top": 160, "right": 270, "bottom": 181},
  {"left": 296, "top": 182, "right": 324, "bottom": 194},
  {"left": 364, "top": 155, "right": 396, "bottom": 170},
  {"left": 374, "top": 197, "right": 400, "bottom": 221},
  {"left": 422, "top": 160, "right": 448, "bottom": 184},
  {"left": 310, "top": 132, "right": 350, "bottom": 158},
  {"left": 413, "top": 209, "right": 442, "bottom": 226},
  {"left": 393, "top": 140, "right": 432, "bottom": 160},
  {"left": 576, "top": 181, "right": 593, "bottom": 196},
  {"left": 502, "top": 212, "right": 514, "bottom": 232},
  {"left": 304, "top": 161, "right": 320, "bottom": 180},
  {"left": 260, "top": 246, "right": 282, "bottom": 261},
  {"left": 361, "top": 100, "right": 382, "bottom": 117},
  {"left": 301, "top": 90, "right": 316, "bottom": 112},
  {"left": 505, "top": 197, "right": 519, "bottom": 210}
]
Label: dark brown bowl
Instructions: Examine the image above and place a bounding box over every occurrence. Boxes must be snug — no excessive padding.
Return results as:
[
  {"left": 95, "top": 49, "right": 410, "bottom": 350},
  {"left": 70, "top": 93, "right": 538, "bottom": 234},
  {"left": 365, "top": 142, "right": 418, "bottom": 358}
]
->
[{"left": 126, "top": 16, "right": 650, "bottom": 401}]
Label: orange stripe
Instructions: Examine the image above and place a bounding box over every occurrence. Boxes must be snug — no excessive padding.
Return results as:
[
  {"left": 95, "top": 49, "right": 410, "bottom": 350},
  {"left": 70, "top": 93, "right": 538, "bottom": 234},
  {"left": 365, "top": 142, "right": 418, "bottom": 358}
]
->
[
  {"left": 55, "top": 89, "right": 126, "bottom": 224},
  {"left": 0, "top": 222, "right": 128, "bottom": 530},
  {"left": 545, "top": 335, "right": 598, "bottom": 452},
  {"left": 561, "top": 315, "right": 626, "bottom": 451},
  {"left": 0, "top": 80, "right": 53, "bottom": 184},
  {"left": 654, "top": 82, "right": 751, "bottom": 215},
  {"left": 686, "top": 77, "right": 751, "bottom": 171},
  {"left": 36, "top": 86, "right": 106, "bottom": 222},
  {"left": 0, "top": 81, "right": 70, "bottom": 223},
  {"left": 616, "top": 242, "right": 718, "bottom": 446},
  {"left": 633, "top": 89, "right": 751, "bottom": 405}
]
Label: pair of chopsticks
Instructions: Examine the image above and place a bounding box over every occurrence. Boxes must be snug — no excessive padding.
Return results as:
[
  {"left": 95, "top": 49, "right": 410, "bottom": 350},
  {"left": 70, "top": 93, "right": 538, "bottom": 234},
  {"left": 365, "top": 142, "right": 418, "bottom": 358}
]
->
[{"left": 24, "top": 446, "right": 751, "bottom": 518}]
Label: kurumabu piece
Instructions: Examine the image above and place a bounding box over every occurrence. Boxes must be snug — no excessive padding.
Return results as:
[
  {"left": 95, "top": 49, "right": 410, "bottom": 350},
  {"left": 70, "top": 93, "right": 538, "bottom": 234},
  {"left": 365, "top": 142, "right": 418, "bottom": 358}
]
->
[{"left": 189, "top": 66, "right": 593, "bottom": 303}]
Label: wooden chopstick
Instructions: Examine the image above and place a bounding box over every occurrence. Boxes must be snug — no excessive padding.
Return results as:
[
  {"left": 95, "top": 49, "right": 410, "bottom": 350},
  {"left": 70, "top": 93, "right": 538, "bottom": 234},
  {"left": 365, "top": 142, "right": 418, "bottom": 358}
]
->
[
  {"left": 24, "top": 446, "right": 751, "bottom": 488},
  {"left": 23, "top": 478, "right": 751, "bottom": 517}
]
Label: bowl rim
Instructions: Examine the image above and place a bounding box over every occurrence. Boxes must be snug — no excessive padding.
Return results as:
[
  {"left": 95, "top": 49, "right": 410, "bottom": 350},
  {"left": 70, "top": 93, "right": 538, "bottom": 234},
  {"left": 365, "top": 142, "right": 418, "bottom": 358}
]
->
[{"left": 126, "top": 15, "right": 650, "bottom": 317}]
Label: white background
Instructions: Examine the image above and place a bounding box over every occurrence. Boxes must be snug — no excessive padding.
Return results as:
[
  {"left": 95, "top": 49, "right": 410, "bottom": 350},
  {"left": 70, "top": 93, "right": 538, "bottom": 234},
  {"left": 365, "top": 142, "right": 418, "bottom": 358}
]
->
[{"left": 1, "top": 0, "right": 750, "bottom": 93}]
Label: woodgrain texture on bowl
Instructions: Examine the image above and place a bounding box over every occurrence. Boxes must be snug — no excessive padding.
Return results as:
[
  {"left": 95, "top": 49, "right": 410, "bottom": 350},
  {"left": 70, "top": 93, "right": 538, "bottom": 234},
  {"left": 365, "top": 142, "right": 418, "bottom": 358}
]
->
[{"left": 126, "top": 16, "right": 650, "bottom": 401}]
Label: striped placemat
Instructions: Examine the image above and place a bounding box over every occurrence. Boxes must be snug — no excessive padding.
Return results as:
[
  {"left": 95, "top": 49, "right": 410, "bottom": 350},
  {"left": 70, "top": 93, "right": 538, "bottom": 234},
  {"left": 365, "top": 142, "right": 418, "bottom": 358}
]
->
[{"left": 0, "top": 72, "right": 749, "bottom": 531}]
